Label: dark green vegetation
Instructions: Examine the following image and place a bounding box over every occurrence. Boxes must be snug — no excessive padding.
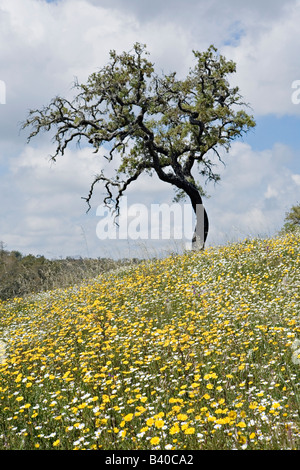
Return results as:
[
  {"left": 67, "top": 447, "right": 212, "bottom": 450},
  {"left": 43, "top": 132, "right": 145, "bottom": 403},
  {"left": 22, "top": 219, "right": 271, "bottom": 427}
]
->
[{"left": 0, "top": 243, "right": 140, "bottom": 301}]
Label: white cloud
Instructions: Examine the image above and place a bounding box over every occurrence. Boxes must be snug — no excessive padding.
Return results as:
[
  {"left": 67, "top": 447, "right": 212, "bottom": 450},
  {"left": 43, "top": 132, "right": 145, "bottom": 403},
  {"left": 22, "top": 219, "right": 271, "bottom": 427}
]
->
[
  {"left": 264, "top": 185, "right": 279, "bottom": 199},
  {"left": 292, "top": 174, "right": 300, "bottom": 185},
  {"left": 204, "top": 141, "right": 300, "bottom": 245},
  {"left": 221, "top": 1, "right": 300, "bottom": 115},
  {"left": 2, "top": 141, "right": 182, "bottom": 257}
]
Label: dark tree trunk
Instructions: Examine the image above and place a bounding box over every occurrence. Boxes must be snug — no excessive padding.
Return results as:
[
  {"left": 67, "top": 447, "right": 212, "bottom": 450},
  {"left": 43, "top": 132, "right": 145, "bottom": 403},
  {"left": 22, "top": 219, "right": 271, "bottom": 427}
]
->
[
  {"left": 191, "top": 206, "right": 209, "bottom": 250},
  {"left": 151, "top": 156, "right": 209, "bottom": 250},
  {"left": 188, "top": 189, "right": 209, "bottom": 251}
]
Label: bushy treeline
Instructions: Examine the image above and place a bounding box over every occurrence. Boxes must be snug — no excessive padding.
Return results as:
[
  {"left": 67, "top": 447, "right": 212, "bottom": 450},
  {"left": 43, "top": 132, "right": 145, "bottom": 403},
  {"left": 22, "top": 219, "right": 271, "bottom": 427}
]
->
[{"left": 0, "top": 244, "right": 140, "bottom": 301}]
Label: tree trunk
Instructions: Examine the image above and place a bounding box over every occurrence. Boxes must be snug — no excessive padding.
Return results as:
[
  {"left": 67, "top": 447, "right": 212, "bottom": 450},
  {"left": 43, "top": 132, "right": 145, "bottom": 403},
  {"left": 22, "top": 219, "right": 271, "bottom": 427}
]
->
[
  {"left": 189, "top": 190, "right": 209, "bottom": 251},
  {"left": 151, "top": 160, "right": 209, "bottom": 250}
]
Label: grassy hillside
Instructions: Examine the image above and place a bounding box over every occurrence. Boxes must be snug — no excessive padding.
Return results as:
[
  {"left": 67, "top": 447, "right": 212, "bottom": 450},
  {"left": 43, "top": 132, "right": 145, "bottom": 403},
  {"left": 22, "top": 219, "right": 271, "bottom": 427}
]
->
[{"left": 0, "top": 233, "right": 299, "bottom": 450}]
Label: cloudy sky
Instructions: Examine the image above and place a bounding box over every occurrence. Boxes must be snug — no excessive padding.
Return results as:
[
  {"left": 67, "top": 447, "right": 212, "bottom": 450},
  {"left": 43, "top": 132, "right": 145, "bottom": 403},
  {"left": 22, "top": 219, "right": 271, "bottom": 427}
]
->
[{"left": 1, "top": 0, "right": 300, "bottom": 259}]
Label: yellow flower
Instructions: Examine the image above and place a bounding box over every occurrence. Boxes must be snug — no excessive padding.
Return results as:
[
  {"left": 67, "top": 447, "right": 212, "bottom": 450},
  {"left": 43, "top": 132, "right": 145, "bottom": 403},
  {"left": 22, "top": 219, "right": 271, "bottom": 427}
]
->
[
  {"left": 169, "top": 398, "right": 177, "bottom": 403},
  {"left": 102, "top": 394, "right": 110, "bottom": 403},
  {"left": 184, "top": 427, "right": 195, "bottom": 434},
  {"left": 124, "top": 413, "right": 134, "bottom": 422},
  {"left": 216, "top": 417, "right": 230, "bottom": 425},
  {"left": 53, "top": 439, "right": 60, "bottom": 447},
  {"left": 271, "top": 402, "right": 281, "bottom": 409},
  {"left": 238, "top": 435, "right": 247, "bottom": 445},
  {"left": 177, "top": 413, "right": 188, "bottom": 421},
  {"left": 169, "top": 425, "right": 180, "bottom": 435},
  {"left": 136, "top": 406, "right": 146, "bottom": 414},
  {"left": 228, "top": 411, "right": 237, "bottom": 420},
  {"left": 249, "top": 402, "right": 257, "bottom": 409},
  {"left": 191, "top": 382, "right": 200, "bottom": 388},
  {"left": 236, "top": 421, "right": 246, "bottom": 428},
  {"left": 207, "top": 415, "right": 216, "bottom": 422},
  {"left": 172, "top": 405, "right": 181, "bottom": 413},
  {"left": 140, "top": 426, "right": 149, "bottom": 433},
  {"left": 235, "top": 402, "right": 243, "bottom": 408},
  {"left": 146, "top": 417, "right": 154, "bottom": 426},
  {"left": 78, "top": 402, "right": 87, "bottom": 409},
  {"left": 155, "top": 419, "right": 165, "bottom": 429},
  {"left": 150, "top": 436, "right": 160, "bottom": 446}
]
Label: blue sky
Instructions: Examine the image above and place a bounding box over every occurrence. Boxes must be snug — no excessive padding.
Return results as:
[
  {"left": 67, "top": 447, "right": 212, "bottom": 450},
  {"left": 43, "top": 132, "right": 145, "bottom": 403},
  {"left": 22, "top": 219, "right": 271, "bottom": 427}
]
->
[
  {"left": 241, "top": 115, "right": 300, "bottom": 155},
  {"left": 0, "top": 0, "right": 300, "bottom": 259}
]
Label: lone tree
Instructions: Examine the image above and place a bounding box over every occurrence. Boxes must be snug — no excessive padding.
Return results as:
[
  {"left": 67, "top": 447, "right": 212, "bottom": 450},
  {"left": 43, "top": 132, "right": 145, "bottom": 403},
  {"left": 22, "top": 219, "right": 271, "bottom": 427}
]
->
[{"left": 22, "top": 43, "right": 255, "bottom": 249}]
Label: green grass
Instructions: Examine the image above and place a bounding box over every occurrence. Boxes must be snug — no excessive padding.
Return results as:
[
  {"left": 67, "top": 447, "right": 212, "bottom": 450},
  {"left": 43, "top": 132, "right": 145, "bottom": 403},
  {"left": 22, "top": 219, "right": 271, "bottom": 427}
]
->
[{"left": 0, "top": 232, "right": 299, "bottom": 450}]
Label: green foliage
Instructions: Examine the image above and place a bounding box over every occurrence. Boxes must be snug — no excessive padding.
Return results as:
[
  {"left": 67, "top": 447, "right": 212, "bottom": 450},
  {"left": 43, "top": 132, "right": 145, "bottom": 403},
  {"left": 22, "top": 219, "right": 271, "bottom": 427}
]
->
[
  {"left": 0, "top": 243, "right": 140, "bottom": 301},
  {"left": 22, "top": 43, "right": 255, "bottom": 219},
  {"left": 279, "top": 203, "right": 300, "bottom": 235}
]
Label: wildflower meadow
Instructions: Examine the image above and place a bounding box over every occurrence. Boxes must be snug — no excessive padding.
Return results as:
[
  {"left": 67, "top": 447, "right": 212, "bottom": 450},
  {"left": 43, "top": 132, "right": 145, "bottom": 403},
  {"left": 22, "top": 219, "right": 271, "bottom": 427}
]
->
[{"left": 0, "top": 233, "right": 299, "bottom": 450}]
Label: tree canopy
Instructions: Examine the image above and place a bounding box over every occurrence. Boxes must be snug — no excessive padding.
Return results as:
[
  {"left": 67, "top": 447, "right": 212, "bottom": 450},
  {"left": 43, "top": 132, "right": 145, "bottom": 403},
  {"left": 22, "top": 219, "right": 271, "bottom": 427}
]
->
[
  {"left": 22, "top": 43, "right": 255, "bottom": 248},
  {"left": 280, "top": 203, "right": 300, "bottom": 234}
]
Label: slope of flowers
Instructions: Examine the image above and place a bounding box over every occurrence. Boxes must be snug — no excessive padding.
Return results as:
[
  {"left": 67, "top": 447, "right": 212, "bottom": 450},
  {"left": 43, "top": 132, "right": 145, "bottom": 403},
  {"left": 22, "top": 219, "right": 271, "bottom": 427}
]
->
[{"left": 0, "top": 233, "right": 299, "bottom": 450}]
